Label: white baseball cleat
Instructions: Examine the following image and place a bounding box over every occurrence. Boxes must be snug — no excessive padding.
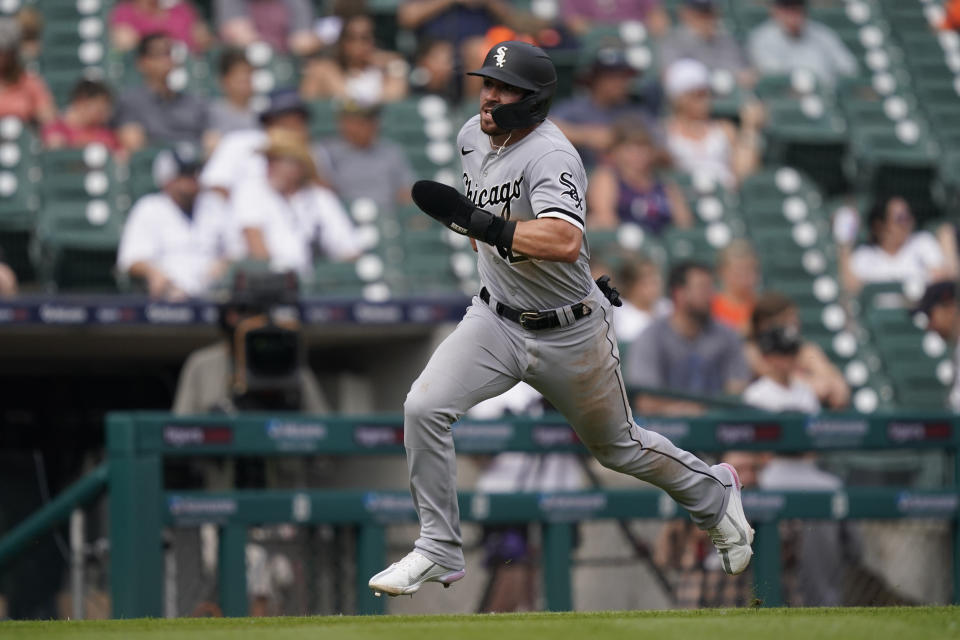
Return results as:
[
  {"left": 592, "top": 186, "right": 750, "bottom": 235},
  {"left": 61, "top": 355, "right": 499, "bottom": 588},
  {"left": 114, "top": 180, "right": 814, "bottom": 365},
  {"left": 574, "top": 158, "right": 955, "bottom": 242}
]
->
[
  {"left": 707, "top": 462, "right": 755, "bottom": 575},
  {"left": 368, "top": 550, "right": 465, "bottom": 597}
]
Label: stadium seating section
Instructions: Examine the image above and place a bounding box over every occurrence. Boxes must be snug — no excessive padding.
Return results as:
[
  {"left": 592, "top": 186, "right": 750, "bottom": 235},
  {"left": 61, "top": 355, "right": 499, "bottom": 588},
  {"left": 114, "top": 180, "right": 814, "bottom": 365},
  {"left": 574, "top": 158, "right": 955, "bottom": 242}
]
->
[{"left": 0, "top": 0, "right": 958, "bottom": 409}]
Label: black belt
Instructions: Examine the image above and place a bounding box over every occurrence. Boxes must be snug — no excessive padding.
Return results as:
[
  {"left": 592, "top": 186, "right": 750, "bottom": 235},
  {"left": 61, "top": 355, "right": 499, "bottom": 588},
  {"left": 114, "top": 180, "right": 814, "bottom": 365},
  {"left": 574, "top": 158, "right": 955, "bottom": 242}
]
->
[{"left": 480, "top": 287, "right": 591, "bottom": 331}]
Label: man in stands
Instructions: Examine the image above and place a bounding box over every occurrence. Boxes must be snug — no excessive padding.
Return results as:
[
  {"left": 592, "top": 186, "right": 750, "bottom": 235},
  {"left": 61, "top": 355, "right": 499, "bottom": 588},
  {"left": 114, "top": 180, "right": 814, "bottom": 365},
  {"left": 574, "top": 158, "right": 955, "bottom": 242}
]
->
[
  {"left": 115, "top": 33, "right": 210, "bottom": 152},
  {"left": 42, "top": 79, "right": 121, "bottom": 152},
  {"left": 659, "top": 0, "right": 753, "bottom": 87},
  {"left": 626, "top": 261, "right": 751, "bottom": 415},
  {"left": 117, "top": 145, "right": 240, "bottom": 299},
  {"left": 748, "top": 0, "right": 857, "bottom": 89},
  {"left": 320, "top": 100, "right": 414, "bottom": 215},
  {"left": 552, "top": 44, "right": 659, "bottom": 169}
]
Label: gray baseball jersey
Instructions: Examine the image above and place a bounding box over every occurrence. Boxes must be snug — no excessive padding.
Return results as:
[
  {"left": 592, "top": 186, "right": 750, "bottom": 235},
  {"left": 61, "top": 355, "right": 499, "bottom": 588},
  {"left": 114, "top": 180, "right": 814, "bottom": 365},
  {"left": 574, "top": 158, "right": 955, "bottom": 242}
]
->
[
  {"left": 397, "top": 117, "right": 735, "bottom": 574},
  {"left": 458, "top": 115, "right": 594, "bottom": 310}
]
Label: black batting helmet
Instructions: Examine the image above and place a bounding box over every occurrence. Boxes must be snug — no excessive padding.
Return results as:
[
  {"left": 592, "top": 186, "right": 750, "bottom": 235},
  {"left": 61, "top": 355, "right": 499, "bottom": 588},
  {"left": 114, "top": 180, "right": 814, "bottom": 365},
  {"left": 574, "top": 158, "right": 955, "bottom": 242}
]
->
[{"left": 467, "top": 41, "right": 557, "bottom": 130}]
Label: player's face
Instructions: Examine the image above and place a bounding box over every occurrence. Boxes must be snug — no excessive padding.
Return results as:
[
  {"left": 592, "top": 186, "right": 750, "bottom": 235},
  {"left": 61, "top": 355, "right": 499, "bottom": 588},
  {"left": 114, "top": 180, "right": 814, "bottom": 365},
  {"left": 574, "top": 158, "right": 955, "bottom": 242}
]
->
[{"left": 479, "top": 77, "right": 527, "bottom": 135}]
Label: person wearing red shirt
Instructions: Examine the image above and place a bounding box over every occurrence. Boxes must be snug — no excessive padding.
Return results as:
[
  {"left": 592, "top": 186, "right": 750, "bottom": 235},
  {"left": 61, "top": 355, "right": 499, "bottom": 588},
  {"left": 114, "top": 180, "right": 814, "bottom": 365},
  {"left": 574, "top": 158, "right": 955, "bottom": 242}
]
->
[
  {"left": 110, "top": 0, "right": 212, "bottom": 53},
  {"left": 0, "top": 18, "right": 55, "bottom": 127},
  {"left": 42, "top": 79, "right": 121, "bottom": 152}
]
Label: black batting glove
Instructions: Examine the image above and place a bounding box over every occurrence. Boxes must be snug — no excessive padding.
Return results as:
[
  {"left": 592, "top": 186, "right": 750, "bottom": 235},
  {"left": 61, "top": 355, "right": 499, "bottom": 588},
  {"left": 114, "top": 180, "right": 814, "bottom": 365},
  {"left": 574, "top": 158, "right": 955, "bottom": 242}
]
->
[{"left": 412, "top": 180, "right": 516, "bottom": 251}]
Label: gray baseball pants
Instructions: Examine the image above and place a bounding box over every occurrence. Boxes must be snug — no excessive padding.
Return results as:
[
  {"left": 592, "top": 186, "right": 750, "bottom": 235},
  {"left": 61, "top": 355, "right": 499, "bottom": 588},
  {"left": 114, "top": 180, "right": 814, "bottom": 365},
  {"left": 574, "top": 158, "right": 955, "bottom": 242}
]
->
[{"left": 404, "top": 286, "right": 732, "bottom": 570}]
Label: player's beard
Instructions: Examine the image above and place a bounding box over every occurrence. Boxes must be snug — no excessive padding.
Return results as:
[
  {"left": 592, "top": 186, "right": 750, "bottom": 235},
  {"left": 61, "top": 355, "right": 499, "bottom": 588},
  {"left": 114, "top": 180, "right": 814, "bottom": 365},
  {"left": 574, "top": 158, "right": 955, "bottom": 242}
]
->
[{"left": 480, "top": 112, "right": 507, "bottom": 137}]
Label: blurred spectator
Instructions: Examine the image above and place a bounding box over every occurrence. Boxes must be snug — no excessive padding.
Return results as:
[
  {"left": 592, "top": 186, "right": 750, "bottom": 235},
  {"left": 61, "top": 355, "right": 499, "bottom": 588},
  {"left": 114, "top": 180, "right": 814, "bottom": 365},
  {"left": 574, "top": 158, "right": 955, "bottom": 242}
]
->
[
  {"left": 409, "top": 37, "right": 459, "bottom": 103},
  {"left": 115, "top": 33, "right": 211, "bottom": 152},
  {"left": 747, "top": 0, "right": 857, "bottom": 90},
  {"left": 746, "top": 292, "right": 850, "bottom": 409},
  {"left": 653, "top": 450, "right": 757, "bottom": 608},
  {"left": 0, "top": 249, "right": 17, "bottom": 297},
  {"left": 612, "top": 254, "right": 671, "bottom": 344},
  {"left": 42, "top": 80, "right": 120, "bottom": 152},
  {"left": 658, "top": 0, "right": 753, "bottom": 87},
  {"left": 587, "top": 116, "right": 692, "bottom": 234},
  {"left": 552, "top": 45, "right": 657, "bottom": 169},
  {"left": 398, "top": 0, "right": 520, "bottom": 48},
  {"left": 711, "top": 239, "right": 759, "bottom": 335},
  {"left": 110, "top": 0, "right": 213, "bottom": 53},
  {"left": 0, "top": 17, "right": 55, "bottom": 127},
  {"left": 398, "top": 1, "right": 541, "bottom": 98},
  {"left": 912, "top": 282, "right": 960, "bottom": 411},
  {"left": 561, "top": 0, "right": 670, "bottom": 38},
  {"left": 663, "top": 58, "right": 762, "bottom": 189},
  {"left": 234, "top": 129, "right": 361, "bottom": 279},
  {"left": 743, "top": 329, "right": 847, "bottom": 607},
  {"left": 215, "top": 0, "right": 321, "bottom": 56},
  {"left": 301, "top": 13, "right": 408, "bottom": 104},
  {"left": 838, "top": 197, "right": 958, "bottom": 294},
  {"left": 209, "top": 48, "right": 258, "bottom": 137},
  {"left": 626, "top": 261, "right": 751, "bottom": 415},
  {"left": 742, "top": 326, "right": 819, "bottom": 413},
  {"left": 202, "top": 88, "right": 329, "bottom": 198},
  {"left": 320, "top": 100, "right": 414, "bottom": 214},
  {"left": 14, "top": 7, "right": 42, "bottom": 63},
  {"left": 942, "top": 0, "right": 960, "bottom": 31},
  {"left": 117, "top": 146, "right": 240, "bottom": 300}
]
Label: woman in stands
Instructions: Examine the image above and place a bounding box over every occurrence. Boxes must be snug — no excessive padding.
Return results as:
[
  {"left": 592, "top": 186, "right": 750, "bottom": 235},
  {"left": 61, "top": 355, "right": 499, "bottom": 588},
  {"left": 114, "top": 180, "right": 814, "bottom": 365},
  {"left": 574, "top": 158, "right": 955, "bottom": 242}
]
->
[
  {"left": 838, "top": 196, "right": 959, "bottom": 294},
  {"left": 664, "top": 58, "right": 762, "bottom": 190},
  {"left": 110, "top": 0, "right": 212, "bottom": 53},
  {"left": 587, "top": 116, "right": 692, "bottom": 234},
  {"left": 745, "top": 292, "right": 850, "bottom": 410},
  {"left": 0, "top": 17, "right": 55, "bottom": 127},
  {"left": 300, "top": 13, "right": 408, "bottom": 104}
]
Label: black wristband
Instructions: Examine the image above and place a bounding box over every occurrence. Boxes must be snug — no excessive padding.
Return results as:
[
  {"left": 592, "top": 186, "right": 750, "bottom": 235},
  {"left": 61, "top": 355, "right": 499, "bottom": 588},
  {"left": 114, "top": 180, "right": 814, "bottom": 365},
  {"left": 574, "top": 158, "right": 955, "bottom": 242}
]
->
[{"left": 481, "top": 215, "right": 516, "bottom": 251}]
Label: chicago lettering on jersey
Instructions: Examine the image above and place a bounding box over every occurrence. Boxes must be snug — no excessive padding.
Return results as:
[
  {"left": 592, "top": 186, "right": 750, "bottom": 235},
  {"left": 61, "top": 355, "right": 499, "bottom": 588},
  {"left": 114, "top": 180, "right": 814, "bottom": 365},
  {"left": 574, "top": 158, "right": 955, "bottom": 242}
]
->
[{"left": 463, "top": 174, "right": 524, "bottom": 215}]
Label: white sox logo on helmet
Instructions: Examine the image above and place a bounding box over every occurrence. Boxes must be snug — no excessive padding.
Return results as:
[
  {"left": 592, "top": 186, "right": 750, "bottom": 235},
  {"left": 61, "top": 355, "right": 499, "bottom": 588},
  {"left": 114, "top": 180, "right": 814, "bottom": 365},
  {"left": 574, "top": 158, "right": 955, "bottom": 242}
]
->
[{"left": 494, "top": 46, "right": 508, "bottom": 68}]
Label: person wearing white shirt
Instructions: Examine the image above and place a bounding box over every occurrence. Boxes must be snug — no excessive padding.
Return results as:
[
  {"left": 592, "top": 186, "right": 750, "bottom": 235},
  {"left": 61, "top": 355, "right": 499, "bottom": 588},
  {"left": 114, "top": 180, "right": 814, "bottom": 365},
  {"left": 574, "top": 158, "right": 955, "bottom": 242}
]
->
[
  {"left": 612, "top": 254, "right": 671, "bottom": 344},
  {"left": 117, "top": 146, "right": 241, "bottom": 299},
  {"left": 742, "top": 325, "right": 820, "bottom": 414},
  {"left": 742, "top": 323, "right": 850, "bottom": 606},
  {"left": 838, "top": 197, "right": 959, "bottom": 295},
  {"left": 236, "top": 129, "right": 361, "bottom": 279},
  {"left": 201, "top": 88, "right": 331, "bottom": 198}
]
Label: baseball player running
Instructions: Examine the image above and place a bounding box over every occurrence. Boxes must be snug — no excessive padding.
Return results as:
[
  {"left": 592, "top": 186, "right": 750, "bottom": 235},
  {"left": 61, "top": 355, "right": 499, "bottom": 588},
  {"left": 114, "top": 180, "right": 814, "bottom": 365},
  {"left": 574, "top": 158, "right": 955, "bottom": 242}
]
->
[{"left": 369, "top": 41, "right": 753, "bottom": 597}]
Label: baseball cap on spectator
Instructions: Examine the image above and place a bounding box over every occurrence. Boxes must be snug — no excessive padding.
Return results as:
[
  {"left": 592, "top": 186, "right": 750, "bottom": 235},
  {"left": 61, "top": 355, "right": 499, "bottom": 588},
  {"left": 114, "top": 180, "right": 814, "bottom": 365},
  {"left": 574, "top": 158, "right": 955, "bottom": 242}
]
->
[
  {"left": 664, "top": 58, "right": 711, "bottom": 99},
  {"left": 756, "top": 325, "right": 802, "bottom": 355},
  {"left": 153, "top": 144, "right": 203, "bottom": 189},
  {"left": 774, "top": 0, "right": 807, "bottom": 7},
  {"left": 338, "top": 98, "right": 381, "bottom": 119},
  {"left": 590, "top": 44, "right": 638, "bottom": 75},
  {"left": 259, "top": 129, "right": 319, "bottom": 181},
  {"left": 913, "top": 281, "right": 957, "bottom": 318},
  {"left": 685, "top": 0, "right": 717, "bottom": 12},
  {"left": 0, "top": 17, "right": 22, "bottom": 51},
  {"left": 259, "top": 88, "right": 310, "bottom": 125}
]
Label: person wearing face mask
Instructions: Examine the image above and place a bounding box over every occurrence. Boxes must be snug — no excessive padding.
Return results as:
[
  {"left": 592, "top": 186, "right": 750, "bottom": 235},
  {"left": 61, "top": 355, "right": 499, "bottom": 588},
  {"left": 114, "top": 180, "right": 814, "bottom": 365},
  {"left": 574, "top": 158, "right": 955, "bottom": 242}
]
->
[
  {"left": 626, "top": 261, "right": 751, "bottom": 416},
  {"left": 744, "top": 292, "right": 849, "bottom": 410},
  {"left": 839, "top": 196, "right": 959, "bottom": 295},
  {"left": 587, "top": 116, "right": 693, "bottom": 234}
]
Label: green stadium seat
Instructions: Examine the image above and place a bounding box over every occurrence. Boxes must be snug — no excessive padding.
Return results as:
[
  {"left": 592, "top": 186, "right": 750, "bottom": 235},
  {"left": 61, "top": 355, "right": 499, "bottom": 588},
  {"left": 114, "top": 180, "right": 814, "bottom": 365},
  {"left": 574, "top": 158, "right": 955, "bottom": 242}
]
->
[{"left": 32, "top": 199, "right": 123, "bottom": 292}]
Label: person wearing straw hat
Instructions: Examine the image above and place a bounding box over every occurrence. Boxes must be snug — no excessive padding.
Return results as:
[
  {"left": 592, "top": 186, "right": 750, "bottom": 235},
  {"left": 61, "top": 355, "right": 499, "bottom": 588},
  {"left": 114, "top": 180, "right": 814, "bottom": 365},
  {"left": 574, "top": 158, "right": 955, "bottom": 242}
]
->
[{"left": 234, "top": 129, "right": 362, "bottom": 279}]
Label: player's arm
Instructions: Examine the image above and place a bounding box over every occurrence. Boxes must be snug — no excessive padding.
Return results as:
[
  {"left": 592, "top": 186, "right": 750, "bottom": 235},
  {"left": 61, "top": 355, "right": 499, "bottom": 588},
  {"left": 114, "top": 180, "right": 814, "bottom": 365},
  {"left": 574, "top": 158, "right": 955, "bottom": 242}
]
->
[{"left": 510, "top": 218, "right": 581, "bottom": 263}]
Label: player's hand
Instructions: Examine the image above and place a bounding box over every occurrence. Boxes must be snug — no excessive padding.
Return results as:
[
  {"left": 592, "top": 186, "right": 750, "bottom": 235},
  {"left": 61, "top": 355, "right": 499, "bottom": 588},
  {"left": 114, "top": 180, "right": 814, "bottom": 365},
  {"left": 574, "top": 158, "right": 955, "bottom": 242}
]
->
[{"left": 411, "top": 180, "right": 516, "bottom": 251}]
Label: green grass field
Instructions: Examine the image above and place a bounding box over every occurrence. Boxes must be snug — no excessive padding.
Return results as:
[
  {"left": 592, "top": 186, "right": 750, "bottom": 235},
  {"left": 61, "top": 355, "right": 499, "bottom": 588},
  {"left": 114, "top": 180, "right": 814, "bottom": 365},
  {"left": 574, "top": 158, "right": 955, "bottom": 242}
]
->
[{"left": 2, "top": 608, "right": 958, "bottom": 640}]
